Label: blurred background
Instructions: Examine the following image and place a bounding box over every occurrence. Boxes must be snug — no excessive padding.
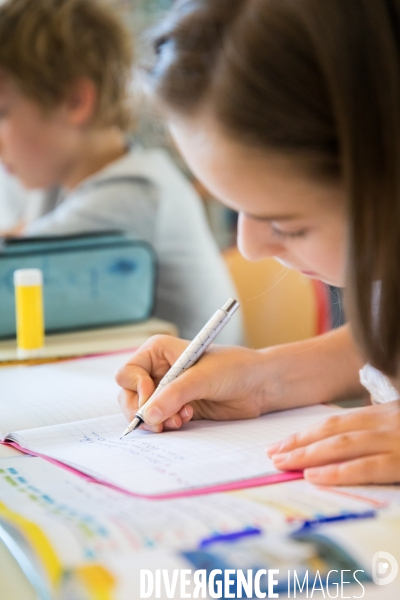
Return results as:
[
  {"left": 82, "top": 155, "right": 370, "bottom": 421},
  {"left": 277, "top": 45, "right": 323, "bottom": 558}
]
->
[
  {"left": 0, "top": 0, "right": 344, "bottom": 349},
  {"left": 0, "top": 0, "right": 238, "bottom": 250},
  {"left": 126, "top": 0, "right": 239, "bottom": 250}
]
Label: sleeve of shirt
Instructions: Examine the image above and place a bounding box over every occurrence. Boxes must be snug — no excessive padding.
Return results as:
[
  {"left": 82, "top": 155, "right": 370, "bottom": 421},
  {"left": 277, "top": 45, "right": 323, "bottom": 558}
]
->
[{"left": 24, "top": 177, "right": 159, "bottom": 246}]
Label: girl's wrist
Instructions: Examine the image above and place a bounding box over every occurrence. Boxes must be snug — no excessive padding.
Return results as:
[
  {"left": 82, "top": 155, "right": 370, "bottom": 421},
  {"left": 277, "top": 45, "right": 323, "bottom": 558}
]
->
[{"left": 255, "top": 325, "right": 366, "bottom": 414}]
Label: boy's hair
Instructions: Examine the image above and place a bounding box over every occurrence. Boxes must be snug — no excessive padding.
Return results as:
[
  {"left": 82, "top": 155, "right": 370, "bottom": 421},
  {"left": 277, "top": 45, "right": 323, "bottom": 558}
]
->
[
  {"left": 0, "top": 0, "right": 134, "bottom": 130},
  {"left": 147, "top": 0, "right": 400, "bottom": 379}
]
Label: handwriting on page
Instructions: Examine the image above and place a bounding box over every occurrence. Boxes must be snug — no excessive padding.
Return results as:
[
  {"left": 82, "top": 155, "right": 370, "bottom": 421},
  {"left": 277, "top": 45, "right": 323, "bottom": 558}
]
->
[{"left": 13, "top": 405, "right": 341, "bottom": 496}]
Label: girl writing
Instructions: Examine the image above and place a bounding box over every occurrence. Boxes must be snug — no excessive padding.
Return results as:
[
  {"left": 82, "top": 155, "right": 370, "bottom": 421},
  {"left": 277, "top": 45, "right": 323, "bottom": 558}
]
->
[{"left": 117, "top": 0, "right": 400, "bottom": 485}]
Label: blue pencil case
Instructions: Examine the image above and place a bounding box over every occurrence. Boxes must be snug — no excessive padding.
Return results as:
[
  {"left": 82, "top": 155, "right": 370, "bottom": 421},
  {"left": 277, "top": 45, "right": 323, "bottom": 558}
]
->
[{"left": 0, "top": 232, "right": 156, "bottom": 338}]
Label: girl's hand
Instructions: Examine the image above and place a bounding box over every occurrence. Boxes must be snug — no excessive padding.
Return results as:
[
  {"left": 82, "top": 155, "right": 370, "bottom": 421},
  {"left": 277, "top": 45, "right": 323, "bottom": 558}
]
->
[
  {"left": 268, "top": 400, "right": 400, "bottom": 485},
  {"left": 116, "top": 335, "right": 270, "bottom": 432},
  {"left": 116, "top": 326, "right": 366, "bottom": 433}
]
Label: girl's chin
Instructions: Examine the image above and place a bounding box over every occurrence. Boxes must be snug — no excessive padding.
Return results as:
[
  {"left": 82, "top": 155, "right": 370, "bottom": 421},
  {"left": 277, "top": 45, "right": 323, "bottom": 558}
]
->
[
  {"left": 273, "top": 260, "right": 344, "bottom": 287},
  {"left": 300, "top": 270, "right": 344, "bottom": 288}
]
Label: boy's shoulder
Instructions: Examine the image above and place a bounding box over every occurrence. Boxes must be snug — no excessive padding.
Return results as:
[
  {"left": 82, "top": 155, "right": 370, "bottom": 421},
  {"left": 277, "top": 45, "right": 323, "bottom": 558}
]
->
[
  {"left": 76, "top": 145, "right": 201, "bottom": 209},
  {"left": 82, "top": 146, "right": 178, "bottom": 187}
]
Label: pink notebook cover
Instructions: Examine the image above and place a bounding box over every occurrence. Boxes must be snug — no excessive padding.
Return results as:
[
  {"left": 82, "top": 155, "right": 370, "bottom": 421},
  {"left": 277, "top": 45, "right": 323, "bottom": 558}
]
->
[
  {"left": 3, "top": 440, "right": 302, "bottom": 500},
  {"left": 2, "top": 348, "right": 302, "bottom": 498}
]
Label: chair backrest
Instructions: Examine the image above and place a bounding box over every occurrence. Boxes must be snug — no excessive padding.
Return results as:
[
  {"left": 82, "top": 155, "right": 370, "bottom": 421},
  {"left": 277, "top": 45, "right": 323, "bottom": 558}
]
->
[{"left": 224, "top": 247, "right": 331, "bottom": 349}]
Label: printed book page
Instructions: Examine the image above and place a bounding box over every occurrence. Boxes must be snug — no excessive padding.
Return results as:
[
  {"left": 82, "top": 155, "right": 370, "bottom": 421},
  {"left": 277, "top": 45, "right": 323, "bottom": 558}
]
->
[
  {"left": 0, "top": 351, "right": 133, "bottom": 439},
  {"left": 1, "top": 456, "right": 393, "bottom": 574},
  {"left": 0, "top": 456, "right": 284, "bottom": 600},
  {"left": 0, "top": 456, "right": 282, "bottom": 561},
  {"left": 9, "top": 405, "right": 342, "bottom": 496},
  {"left": 1, "top": 457, "right": 399, "bottom": 600}
]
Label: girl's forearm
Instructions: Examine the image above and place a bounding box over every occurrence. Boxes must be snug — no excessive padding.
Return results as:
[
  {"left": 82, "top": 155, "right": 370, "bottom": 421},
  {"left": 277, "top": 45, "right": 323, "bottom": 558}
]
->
[{"left": 257, "top": 324, "right": 367, "bottom": 413}]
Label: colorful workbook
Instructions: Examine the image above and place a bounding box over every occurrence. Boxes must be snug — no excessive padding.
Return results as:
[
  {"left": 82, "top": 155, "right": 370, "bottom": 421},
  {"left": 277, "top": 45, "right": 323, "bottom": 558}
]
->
[
  {"left": 1, "top": 456, "right": 391, "bottom": 600},
  {"left": 1, "top": 352, "right": 342, "bottom": 498}
]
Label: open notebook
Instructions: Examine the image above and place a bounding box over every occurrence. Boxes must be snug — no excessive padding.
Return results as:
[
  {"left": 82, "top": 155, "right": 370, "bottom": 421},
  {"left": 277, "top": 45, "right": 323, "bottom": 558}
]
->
[{"left": 1, "top": 352, "right": 342, "bottom": 499}]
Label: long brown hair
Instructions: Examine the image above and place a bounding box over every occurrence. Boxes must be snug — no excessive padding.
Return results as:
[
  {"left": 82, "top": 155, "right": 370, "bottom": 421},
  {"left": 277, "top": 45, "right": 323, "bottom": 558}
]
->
[{"left": 146, "top": 0, "right": 400, "bottom": 378}]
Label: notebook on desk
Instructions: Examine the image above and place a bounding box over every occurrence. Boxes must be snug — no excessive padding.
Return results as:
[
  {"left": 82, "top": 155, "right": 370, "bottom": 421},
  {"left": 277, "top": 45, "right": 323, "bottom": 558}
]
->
[{"left": 0, "top": 352, "right": 342, "bottom": 499}]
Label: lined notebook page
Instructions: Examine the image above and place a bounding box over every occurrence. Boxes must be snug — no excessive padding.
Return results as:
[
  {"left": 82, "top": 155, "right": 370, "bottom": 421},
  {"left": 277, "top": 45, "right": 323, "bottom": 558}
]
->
[
  {"left": 0, "top": 351, "right": 133, "bottom": 438},
  {"left": 10, "top": 405, "right": 341, "bottom": 496}
]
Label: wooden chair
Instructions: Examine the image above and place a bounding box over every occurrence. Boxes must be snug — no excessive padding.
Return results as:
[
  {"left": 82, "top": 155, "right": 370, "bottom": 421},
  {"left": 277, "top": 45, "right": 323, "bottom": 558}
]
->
[{"left": 224, "top": 247, "right": 331, "bottom": 349}]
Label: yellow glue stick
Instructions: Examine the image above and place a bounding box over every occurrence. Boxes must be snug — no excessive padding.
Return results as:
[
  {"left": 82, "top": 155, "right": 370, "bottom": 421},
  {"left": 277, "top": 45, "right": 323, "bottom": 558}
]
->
[{"left": 14, "top": 268, "right": 44, "bottom": 358}]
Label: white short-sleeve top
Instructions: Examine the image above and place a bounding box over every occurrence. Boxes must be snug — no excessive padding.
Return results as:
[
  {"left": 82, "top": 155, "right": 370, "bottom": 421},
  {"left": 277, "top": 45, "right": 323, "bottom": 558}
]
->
[{"left": 359, "top": 363, "right": 400, "bottom": 404}]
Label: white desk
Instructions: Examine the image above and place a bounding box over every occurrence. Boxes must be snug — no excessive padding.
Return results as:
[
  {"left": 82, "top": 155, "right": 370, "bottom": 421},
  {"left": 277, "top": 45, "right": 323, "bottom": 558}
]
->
[{"left": 0, "top": 539, "right": 38, "bottom": 600}]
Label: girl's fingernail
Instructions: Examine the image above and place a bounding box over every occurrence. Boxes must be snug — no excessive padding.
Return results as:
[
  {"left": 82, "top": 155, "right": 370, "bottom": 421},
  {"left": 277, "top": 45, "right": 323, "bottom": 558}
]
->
[
  {"left": 305, "top": 468, "right": 323, "bottom": 480},
  {"left": 144, "top": 405, "right": 164, "bottom": 425},
  {"left": 272, "top": 452, "right": 289, "bottom": 465},
  {"left": 182, "top": 406, "right": 190, "bottom": 418},
  {"left": 267, "top": 443, "right": 282, "bottom": 456}
]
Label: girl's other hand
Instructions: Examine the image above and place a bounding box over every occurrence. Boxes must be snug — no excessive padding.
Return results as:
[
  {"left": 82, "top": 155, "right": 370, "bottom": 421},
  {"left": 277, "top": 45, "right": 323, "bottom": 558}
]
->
[{"left": 268, "top": 400, "right": 400, "bottom": 485}]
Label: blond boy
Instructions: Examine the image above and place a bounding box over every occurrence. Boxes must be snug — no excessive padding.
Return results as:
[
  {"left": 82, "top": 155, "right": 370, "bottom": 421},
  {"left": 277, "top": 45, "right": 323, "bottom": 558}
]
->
[{"left": 0, "top": 0, "right": 241, "bottom": 342}]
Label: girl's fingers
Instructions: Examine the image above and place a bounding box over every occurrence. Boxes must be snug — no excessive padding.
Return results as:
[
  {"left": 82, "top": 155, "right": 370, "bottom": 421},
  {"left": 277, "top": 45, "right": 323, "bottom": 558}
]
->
[
  {"left": 304, "top": 454, "right": 399, "bottom": 486},
  {"left": 116, "top": 337, "right": 211, "bottom": 428},
  {"left": 140, "top": 422, "right": 164, "bottom": 433},
  {"left": 180, "top": 404, "right": 194, "bottom": 423},
  {"left": 138, "top": 404, "right": 194, "bottom": 433},
  {"left": 116, "top": 363, "right": 148, "bottom": 390},
  {"left": 271, "top": 430, "right": 397, "bottom": 471},
  {"left": 115, "top": 336, "right": 189, "bottom": 389},
  {"left": 117, "top": 388, "right": 138, "bottom": 421},
  {"left": 140, "top": 357, "right": 221, "bottom": 426},
  {"left": 118, "top": 382, "right": 194, "bottom": 434},
  {"left": 116, "top": 365, "right": 156, "bottom": 405},
  {"left": 146, "top": 404, "right": 194, "bottom": 432},
  {"left": 117, "top": 389, "right": 163, "bottom": 433},
  {"left": 267, "top": 403, "right": 399, "bottom": 457}
]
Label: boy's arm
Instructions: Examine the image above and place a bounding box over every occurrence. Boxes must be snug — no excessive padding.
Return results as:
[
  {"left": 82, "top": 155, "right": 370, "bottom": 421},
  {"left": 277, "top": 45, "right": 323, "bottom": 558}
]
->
[{"left": 0, "top": 222, "right": 25, "bottom": 236}]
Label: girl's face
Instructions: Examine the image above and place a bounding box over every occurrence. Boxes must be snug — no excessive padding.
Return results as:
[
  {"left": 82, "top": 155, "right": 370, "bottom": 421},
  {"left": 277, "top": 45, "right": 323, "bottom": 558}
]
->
[{"left": 170, "top": 115, "right": 348, "bottom": 287}]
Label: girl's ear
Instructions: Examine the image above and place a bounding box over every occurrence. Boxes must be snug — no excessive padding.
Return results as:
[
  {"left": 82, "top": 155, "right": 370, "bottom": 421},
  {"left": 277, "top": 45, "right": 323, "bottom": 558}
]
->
[{"left": 65, "top": 78, "right": 98, "bottom": 127}]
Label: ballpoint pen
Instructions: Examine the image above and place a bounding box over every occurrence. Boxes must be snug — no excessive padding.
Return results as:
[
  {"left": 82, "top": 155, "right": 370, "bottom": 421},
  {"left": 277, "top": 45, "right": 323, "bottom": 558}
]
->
[{"left": 119, "top": 297, "right": 240, "bottom": 438}]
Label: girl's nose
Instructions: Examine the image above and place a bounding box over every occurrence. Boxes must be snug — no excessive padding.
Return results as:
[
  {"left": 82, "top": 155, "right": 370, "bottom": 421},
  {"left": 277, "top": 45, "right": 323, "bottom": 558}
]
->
[{"left": 237, "top": 212, "right": 284, "bottom": 261}]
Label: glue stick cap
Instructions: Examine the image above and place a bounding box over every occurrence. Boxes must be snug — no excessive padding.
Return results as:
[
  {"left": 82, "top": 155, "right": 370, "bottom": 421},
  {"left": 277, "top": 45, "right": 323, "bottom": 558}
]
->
[{"left": 14, "top": 269, "right": 43, "bottom": 287}]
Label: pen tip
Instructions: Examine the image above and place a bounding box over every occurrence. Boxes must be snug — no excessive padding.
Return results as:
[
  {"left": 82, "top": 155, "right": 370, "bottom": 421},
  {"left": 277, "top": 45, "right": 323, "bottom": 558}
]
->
[{"left": 119, "top": 415, "right": 142, "bottom": 439}]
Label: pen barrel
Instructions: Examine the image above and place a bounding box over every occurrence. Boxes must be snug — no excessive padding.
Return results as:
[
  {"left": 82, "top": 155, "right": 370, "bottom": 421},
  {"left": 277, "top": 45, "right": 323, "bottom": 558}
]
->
[
  {"left": 157, "top": 307, "right": 234, "bottom": 389},
  {"left": 131, "top": 299, "right": 239, "bottom": 427}
]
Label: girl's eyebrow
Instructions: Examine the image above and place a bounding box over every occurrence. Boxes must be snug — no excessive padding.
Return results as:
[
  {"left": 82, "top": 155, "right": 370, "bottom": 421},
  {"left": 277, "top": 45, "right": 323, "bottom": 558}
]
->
[{"left": 242, "top": 212, "right": 301, "bottom": 222}]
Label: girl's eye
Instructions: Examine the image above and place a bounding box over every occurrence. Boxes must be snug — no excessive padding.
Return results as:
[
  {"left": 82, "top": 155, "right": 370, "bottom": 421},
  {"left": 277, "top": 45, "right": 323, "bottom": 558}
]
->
[{"left": 271, "top": 226, "right": 308, "bottom": 239}]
